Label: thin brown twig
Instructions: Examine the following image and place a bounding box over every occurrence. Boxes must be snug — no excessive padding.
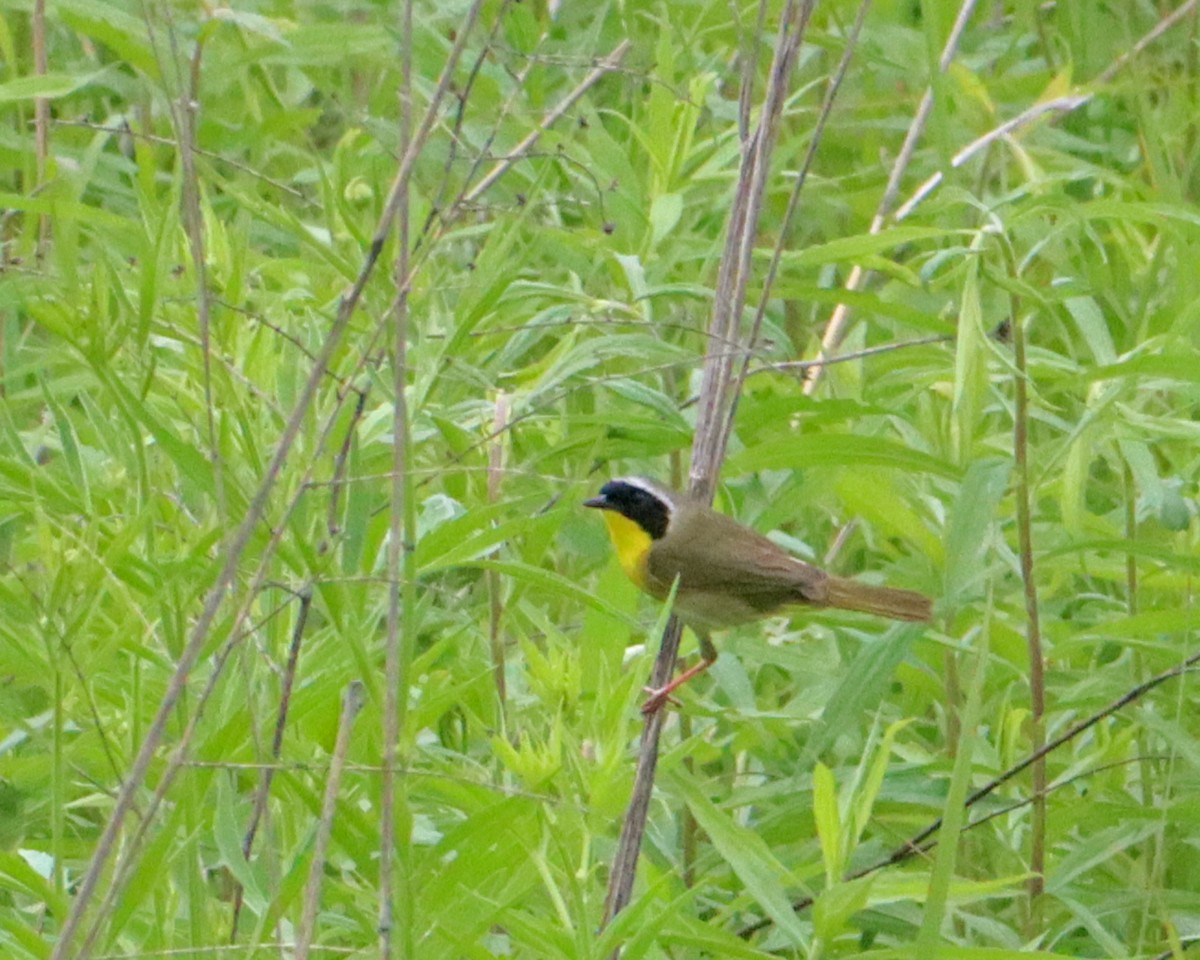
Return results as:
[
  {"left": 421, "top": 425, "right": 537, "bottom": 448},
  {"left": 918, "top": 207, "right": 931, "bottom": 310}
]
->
[
  {"left": 418, "top": 40, "right": 628, "bottom": 248},
  {"left": 1011, "top": 301, "right": 1046, "bottom": 925},
  {"left": 750, "top": 334, "right": 951, "bottom": 377},
  {"left": 228, "top": 589, "right": 312, "bottom": 942},
  {"left": 965, "top": 755, "right": 1174, "bottom": 836},
  {"left": 33, "top": 0, "right": 50, "bottom": 256},
  {"left": 399, "top": 39, "right": 629, "bottom": 315},
  {"left": 864, "top": 658, "right": 1200, "bottom": 878},
  {"left": 458, "top": 41, "right": 631, "bottom": 208},
  {"left": 175, "top": 33, "right": 227, "bottom": 519},
  {"left": 326, "top": 389, "right": 368, "bottom": 538},
  {"left": 52, "top": 119, "right": 311, "bottom": 200},
  {"left": 422, "top": 0, "right": 521, "bottom": 235},
  {"left": 737, "top": 753, "right": 1166, "bottom": 938},
  {"left": 488, "top": 392, "right": 512, "bottom": 719},
  {"left": 381, "top": 0, "right": 415, "bottom": 950},
  {"left": 294, "top": 681, "right": 365, "bottom": 960}
]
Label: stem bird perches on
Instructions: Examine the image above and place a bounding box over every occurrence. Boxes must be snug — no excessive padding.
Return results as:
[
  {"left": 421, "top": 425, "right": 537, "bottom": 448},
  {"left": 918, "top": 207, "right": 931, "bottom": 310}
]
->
[{"left": 603, "top": 0, "right": 824, "bottom": 935}]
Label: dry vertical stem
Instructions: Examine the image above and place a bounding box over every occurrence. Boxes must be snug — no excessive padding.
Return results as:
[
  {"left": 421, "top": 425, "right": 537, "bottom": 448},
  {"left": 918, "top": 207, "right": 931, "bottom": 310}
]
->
[
  {"left": 32, "top": 0, "right": 50, "bottom": 256},
  {"left": 381, "top": 1, "right": 416, "bottom": 955},
  {"left": 1011, "top": 307, "right": 1046, "bottom": 924},
  {"left": 173, "top": 33, "right": 228, "bottom": 518},
  {"left": 602, "top": 0, "right": 815, "bottom": 938},
  {"left": 692, "top": 0, "right": 814, "bottom": 496},
  {"left": 725, "top": 0, "right": 871, "bottom": 436},
  {"left": 295, "top": 681, "right": 365, "bottom": 960},
  {"left": 488, "top": 391, "right": 512, "bottom": 719},
  {"left": 327, "top": 389, "right": 368, "bottom": 538}
]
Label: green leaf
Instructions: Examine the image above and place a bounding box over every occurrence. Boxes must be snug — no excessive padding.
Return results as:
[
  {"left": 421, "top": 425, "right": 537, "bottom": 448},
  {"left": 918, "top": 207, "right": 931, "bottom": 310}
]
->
[
  {"left": 942, "top": 457, "right": 1010, "bottom": 605},
  {"left": 727, "top": 434, "right": 959, "bottom": 479},
  {"left": 812, "top": 761, "right": 841, "bottom": 885},
  {"left": 769, "top": 226, "right": 958, "bottom": 267},
  {"left": 1087, "top": 352, "right": 1200, "bottom": 384},
  {"left": 96, "top": 367, "right": 217, "bottom": 500},
  {"left": 451, "top": 560, "right": 640, "bottom": 627},
  {"left": 0, "top": 71, "right": 105, "bottom": 102},
  {"left": 649, "top": 193, "right": 683, "bottom": 247},
  {"left": 414, "top": 496, "right": 548, "bottom": 571},
  {"left": 915, "top": 621, "right": 990, "bottom": 956},
  {"left": 0, "top": 851, "right": 70, "bottom": 922},
  {"left": 810, "top": 626, "right": 921, "bottom": 759},
  {"left": 852, "top": 717, "right": 915, "bottom": 846},
  {"left": 213, "top": 780, "right": 267, "bottom": 911},
  {"left": 1064, "top": 296, "right": 1116, "bottom": 365},
  {"left": 812, "top": 875, "right": 874, "bottom": 944},
  {"left": 668, "top": 771, "right": 809, "bottom": 950}
]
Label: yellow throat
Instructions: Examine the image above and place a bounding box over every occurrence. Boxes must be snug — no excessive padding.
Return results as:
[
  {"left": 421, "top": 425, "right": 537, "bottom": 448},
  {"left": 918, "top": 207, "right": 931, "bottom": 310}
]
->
[{"left": 602, "top": 510, "right": 653, "bottom": 589}]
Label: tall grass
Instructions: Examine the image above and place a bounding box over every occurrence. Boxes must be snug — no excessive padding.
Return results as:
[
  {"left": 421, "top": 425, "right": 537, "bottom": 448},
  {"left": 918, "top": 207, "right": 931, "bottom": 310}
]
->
[{"left": 1, "top": 1, "right": 1199, "bottom": 958}]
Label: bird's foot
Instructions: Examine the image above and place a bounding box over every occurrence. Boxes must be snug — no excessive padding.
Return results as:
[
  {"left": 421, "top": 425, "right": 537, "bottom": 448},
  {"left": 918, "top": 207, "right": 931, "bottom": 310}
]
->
[{"left": 640, "top": 685, "right": 682, "bottom": 715}]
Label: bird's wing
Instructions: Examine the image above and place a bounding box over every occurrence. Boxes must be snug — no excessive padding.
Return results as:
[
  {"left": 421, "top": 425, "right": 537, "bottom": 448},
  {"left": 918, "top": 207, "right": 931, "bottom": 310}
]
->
[{"left": 646, "top": 508, "right": 827, "bottom": 605}]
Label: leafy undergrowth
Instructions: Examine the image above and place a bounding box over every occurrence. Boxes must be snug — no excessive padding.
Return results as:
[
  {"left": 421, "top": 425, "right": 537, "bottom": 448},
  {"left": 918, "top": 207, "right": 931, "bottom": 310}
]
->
[{"left": 1, "top": 1, "right": 1199, "bottom": 958}]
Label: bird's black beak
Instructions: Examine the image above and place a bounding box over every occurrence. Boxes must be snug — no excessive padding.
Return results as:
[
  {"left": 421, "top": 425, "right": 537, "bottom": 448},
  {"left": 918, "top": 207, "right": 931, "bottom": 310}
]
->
[{"left": 583, "top": 495, "right": 609, "bottom": 509}]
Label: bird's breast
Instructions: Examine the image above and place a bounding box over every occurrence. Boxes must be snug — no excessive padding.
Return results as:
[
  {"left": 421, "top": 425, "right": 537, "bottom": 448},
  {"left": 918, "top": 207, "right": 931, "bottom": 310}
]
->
[{"left": 602, "top": 511, "right": 654, "bottom": 590}]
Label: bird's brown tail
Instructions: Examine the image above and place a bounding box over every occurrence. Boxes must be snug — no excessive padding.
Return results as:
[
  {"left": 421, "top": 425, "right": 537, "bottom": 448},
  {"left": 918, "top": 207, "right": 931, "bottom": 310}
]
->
[{"left": 824, "top": 576, "right": 932, "bottom": 622}]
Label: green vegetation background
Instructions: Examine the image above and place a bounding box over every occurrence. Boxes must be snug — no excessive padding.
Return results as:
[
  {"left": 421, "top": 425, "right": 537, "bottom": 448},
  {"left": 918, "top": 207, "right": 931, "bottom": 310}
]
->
[{"left": 1, "top": 0, "right": 1199, "bottom": 957}]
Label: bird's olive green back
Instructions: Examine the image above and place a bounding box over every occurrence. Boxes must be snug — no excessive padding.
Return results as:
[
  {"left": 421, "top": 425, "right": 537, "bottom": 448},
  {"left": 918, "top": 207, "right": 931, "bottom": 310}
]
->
[{"left": 645, "top": 500, "right": 828, "bottom": 612}]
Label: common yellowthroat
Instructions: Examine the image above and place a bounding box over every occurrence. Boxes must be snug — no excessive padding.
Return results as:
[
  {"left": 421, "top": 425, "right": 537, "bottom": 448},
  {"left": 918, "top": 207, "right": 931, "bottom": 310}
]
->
[{"left": 584, "top": 477, "right": 932, "bottom": 713}]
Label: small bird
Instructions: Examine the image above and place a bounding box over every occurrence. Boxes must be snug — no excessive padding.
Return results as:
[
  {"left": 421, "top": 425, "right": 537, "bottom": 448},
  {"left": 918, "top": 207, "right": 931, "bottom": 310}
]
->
[{"left": 584, "top": 477, "right": 932, "bottom": 714}]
